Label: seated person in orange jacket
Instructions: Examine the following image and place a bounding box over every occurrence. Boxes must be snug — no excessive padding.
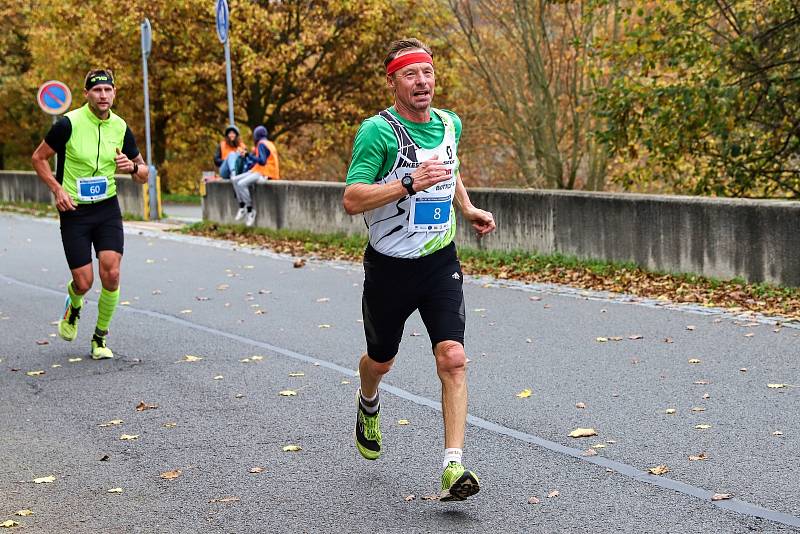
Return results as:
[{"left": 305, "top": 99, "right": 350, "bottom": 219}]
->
[
  {"left": 231, "top": 125, "right": 280, "bottom": 226},
  {"left": 213, "top": 125, "right": 247, "bottom": 179}
]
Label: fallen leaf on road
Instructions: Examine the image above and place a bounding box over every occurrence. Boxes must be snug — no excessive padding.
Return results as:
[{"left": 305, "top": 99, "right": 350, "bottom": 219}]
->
[
  {"left": 421, "top": 494, "right": 440, "bottom": 501},
  {"left": 163, "top": 422, "right": 177, "bottom": 428},
  {"left": 288, "top": 372, "right": 305, "bottom": 377},
  {"left": 409, "top": 332, "right": 421, "bottom": 336},
  {"left": 404, "top": 494, "right": 416, "bottom": 502},
  {"left": 282, "top": 445, "right": 301, "bottom": 452},
  {"left": 664, "top": 338, "right": 674, "bottom": 344},
  {"left": 569, "top": 428, "right": 597, "bottom": 438},
  {"left": 341, "top": 380, "right": 350, "bottom": 385},
  {"left": 195, "top": 296, "right": 209, "bottom": 301},
  {"left": 107, "top": 488, "right": 123, "bottom": 493},
  {"left": 279, "top": 390, "right": 297, "bottom": 396},
  {"left": 14, "top": 511, "right": 32, "bottom": 517},
  {"left": 249, "top": 467, "right": 264, "bottom": 474},
  {"left": 293, "top": 259, "right": 306, "bottom": 268},
  {"left": 694, "top": 424, "right": 711, "bottom": 430},
  {"left": 160, "top": 469, "right": 182, "bottom": 480},
  {"left": 180, "top": 355, "right": 203, "bottom": 362},
  {"left": 648, "top": 465, "right": 669, "bottom": 475},
  {"left": 1, "top": 520, "right": 20, "bottom": 528},
  {"left": 739, "top": 368, "right": 748, "bottom": 372},
  {"left": 51, "top": 364, "right": 61, "bottom": 368},
  {"left": 744, "top": 333, "right": 754, "bottom": 338},
  {"left": 217, "top": 284, "right": 229, "bottom": 291},
  {"left": 213, "top": 375, "right": 224, "bottom": 380},
  {"left": 318, "top": 324, "right": 331, "bottom": 328},
  {"left": 26, "top": 370, "right": 45, "bottom": 377},
  {"left": 209, "top": 496, "right": 240, "bottom": 503},
  {"left": 33, "top": 476, "right": 55, "bottom": 484},
  {"left": 254, "top": 310, "right": 265, "bottom": 315},
  {"left": 528, "top": 496, "right": 540, "bottom": 504},
  {"left": 711, "top": 493, "right": 733, "bottom": 501},
  {"left": 688, "top": 359, "right": 701, "bottom": 364},
  {"left": 526, "top": 338, "right": 533, "bottom": 343},
  {"left": 397, "top": 419, "right": 410, "bottom": 425},
  {"left": 609, "top": 336, "right": 623, "bottom": 341},
  {"left": 689, "top": 453, "right": 709, "bottom": 461},
  {"left": 665, "top": 408, "right": 677, "bottom": 415},
  {"left": 596, "top": 337, "right": 608, "bottom": 342},
  {"left": 316, "top": 298, "right": 330, "bottom": 303},
  {"left": 68, "top": 358, "right": 82, "bottom": 363},
  {"left": 35, "top": 340, "right": 49, "bottom": 346},
  {"left": 120, "top": 434, "right": 139, "bottom": 440},
  {"left": 694, "top": 380, "right": 710, "bottom": 385},
  {"left": 179, "top": 309, "right": 192, "bottom": 314},
  {"left": 119, "top": 301, "right": 130, "bottom": 306},
  {"left": 547, "top": 490, "right": 559, "bottom": 498},
  {"left": 516, "top": 389, "right": 532, "bottom": 398},
  {"left": 628, "top": 335, "right": 643, "bottom": 340},
  {"left": 135, "top": 401, "right": 158, "bottom": 412},
  {"left": 582, "top": 449, "right": 598, "bottom": 456},
  {"left": 702, "top": 393, "right": 710, "bottom": 399},
  {"left": 686, "top": 325, "right": 696, "bottom": 331},
  {"left": 100, "top": 455, "right": 110, "bottom": 461},
  {"left": 575, "top": 402, "right": 587, "bottom": 409},
  {"left": 691, "top": 407, "right": 706, "bottom": 412},
  {"left": 250, "top": 356, "right": 264, "bottom": 361},
  {"left": 99, "top": 419, "right": 123, "bottom": 427},
  {"left": 772, "top": 431, "right": 783, "bottom": 436},
  {"left": 767, "top": 383, "right": 787, "bottom": 389},
  {"left": 591, "top": 443, "right": 607, "bottom": 449}
]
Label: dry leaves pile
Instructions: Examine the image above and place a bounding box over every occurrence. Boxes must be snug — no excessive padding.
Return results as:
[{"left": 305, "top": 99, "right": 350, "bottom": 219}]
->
[{"left": 183, "top": 224, "right": 800, "bottom": 320}]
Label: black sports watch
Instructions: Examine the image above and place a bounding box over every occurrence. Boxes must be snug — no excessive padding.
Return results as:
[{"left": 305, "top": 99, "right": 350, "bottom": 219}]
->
[{"left": 401, "top": 174, "right": 415, "bottom": 196}]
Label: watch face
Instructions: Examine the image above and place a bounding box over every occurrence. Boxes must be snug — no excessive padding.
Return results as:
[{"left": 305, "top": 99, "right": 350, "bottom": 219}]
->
[{"left": 402, "top": 175, "right": 412, "bottom": 186}]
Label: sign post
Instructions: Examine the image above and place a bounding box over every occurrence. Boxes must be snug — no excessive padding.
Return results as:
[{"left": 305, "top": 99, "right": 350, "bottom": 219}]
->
[
  {"left": 216, "top": 0, "right": 235, "bottom": 127},
  {"left": 37, "top": 80, "right": 72, "bottom": 174},
  {"left": 140, "top": 18, "right": 159, "bottom": 221}
]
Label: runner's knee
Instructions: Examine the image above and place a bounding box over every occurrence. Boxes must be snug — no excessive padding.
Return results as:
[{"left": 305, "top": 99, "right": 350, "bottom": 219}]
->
[
  {"left": 99, "top": 265, "right": 120, "bottom": 288},
  {"left": 364, "top": 354, "right": 394, "bottom": 376},
  {"left": 435, "top": 341, "right": 466, "bottom": 375}
]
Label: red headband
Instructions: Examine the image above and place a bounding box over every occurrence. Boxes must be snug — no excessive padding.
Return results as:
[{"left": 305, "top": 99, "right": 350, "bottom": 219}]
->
[{"left": 386, "top": 52, "right": 434, "bottom": 75}]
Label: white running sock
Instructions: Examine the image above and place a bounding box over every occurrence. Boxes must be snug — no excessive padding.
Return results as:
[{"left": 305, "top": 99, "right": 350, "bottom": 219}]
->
[{"left": 443, "top": 448, "right": 463, "bottom": 467}]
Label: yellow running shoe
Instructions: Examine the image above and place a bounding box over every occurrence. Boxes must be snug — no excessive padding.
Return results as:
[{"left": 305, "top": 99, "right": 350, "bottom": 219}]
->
[
  {"left": 440, "top": 461, "right": 480, "bottom": 501},
  {"left": 58, "top": 297, "right": 80, "bottom": 342},
  {"left": 91, "top": 333, "right": 113, "bottom": 360}
]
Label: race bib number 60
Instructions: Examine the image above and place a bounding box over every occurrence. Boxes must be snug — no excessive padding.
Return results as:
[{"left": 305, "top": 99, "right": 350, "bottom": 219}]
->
[{"left": 76, "top": 176, "right": 109, "bottom": 202}]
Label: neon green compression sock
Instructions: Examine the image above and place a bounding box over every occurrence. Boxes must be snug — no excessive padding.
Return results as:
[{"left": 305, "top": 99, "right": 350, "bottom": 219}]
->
[
  {"left": 67, "top": 280, "right": 84, "bottom": 308},
  {"left": 96, "top": 287, "right": 120, "bottom": 333}
]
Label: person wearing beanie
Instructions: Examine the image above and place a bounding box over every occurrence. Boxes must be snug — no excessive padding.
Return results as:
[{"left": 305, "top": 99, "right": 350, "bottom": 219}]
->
[
  {"left": 231, "top": 125, "right": 280, "bottom": 227},
  {"left": 213, "top": 125, "right": 247, "bottom": 179}
]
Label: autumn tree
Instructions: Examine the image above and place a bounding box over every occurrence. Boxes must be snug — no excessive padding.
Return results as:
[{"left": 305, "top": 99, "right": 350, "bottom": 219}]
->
[
  {"left": 442, "top": 0, "right": 622, "bottom": 190},
  {"left": 595, "top": 0, "right": 800, "bottom": 197}
]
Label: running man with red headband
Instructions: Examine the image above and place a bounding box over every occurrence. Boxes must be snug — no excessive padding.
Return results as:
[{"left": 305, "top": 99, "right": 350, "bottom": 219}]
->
[
  {"left": 343, "top": 38, "right": 495, "bottom": 500},
  {"left": 32, "top": 69, "right": 148, "bottom": 360}
]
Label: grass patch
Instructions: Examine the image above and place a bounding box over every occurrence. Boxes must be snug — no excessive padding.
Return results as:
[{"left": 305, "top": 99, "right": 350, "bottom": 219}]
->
[
  {"left": 162, "top": 193, "right": 202, "bottom": 205},
  {"left": 181, "top": 221, "right": 800, "bottom": 321},
  {"left": 1, "top": 200, "right": 144, "bottom": 221}
]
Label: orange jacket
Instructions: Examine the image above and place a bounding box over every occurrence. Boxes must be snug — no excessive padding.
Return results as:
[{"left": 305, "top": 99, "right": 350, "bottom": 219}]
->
[
  {"left": 251, "top": 139, "right": 280, "bottom": 179},
  {"left": 219, "top": 140, "right": 245, "bottom": 159}
]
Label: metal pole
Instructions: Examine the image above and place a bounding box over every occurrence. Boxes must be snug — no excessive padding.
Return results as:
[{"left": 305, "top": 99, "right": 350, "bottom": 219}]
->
[
  {"left": 224, "top": 39, "right": 234, "bottom": 126},
  {"left": 52, "top": 115, "right": 58, "bottom": 173},
  {"left": 141, "top": 19, "right": 157, "bottom": 221}
]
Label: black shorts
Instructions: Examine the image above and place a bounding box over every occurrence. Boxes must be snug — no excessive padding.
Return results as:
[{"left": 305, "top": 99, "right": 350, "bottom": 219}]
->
[
  {"left": 362, "top": 242, "right": 466, "bottom": 363},
  {"left": 59, "top": 196, "right": 124, "bottom": 270}
]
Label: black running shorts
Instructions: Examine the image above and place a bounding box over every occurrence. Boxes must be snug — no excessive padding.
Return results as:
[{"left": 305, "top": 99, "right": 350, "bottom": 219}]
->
[
  {"left": 362, "top": 242, "right": 466, "bottom": 363},
  {"left": 59, "top": 196, "right": 124, "bottom": 270}
]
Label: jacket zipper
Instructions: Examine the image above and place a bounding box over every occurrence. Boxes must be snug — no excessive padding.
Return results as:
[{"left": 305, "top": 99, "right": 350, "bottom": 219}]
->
[{"left": 93, "top": 122, "right": 101, "bottom": 175}]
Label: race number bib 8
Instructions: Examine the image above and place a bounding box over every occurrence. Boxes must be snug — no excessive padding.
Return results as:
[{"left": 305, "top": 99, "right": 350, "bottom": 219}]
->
[
  {"left": 408, "top": 194, "right": 452, "bottom": 233},
  {"left": 76, "top": 176, "right": 109, "bottom": 202}
]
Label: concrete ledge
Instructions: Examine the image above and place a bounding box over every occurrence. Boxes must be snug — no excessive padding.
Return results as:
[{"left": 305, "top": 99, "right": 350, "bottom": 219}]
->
[
  {"left": 0, "top": 171, "right": 145, "bottom": 218},
  {"left": 203, "top": 180, "right": 800, "bottom": 287}
]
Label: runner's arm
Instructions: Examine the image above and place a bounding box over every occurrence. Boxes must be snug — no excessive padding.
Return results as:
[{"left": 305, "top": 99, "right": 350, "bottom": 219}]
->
[
  {"left": 454, "top": 172, "right": 495, "bottom": 236},
  {"left": 31, "top": 140, "right": 76, "bottom": 212}
]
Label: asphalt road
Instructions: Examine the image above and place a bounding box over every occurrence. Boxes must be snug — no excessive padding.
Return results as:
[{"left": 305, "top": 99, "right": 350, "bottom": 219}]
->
[{"left": 1, "top": 212, "right": 798, "bottom": 533}]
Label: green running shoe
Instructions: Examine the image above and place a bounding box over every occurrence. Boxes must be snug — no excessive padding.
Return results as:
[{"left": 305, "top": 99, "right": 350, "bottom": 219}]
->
[
  {"left": 354, "top": 392, "right": 381, "bottom": 460},
  {"left": 58, "top": 297, "right": 81, "bottom": 342},
  {"left": 440, "top": 461, "right": 480, "bottom": 501},
  {"left": 91, "top": 333, "right": 113, "bottom": 360}
]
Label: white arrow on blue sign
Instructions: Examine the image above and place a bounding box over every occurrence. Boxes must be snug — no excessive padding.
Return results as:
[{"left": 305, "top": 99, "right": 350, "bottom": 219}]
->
[{"left": 216, "top": 0, "right": 229, "bottom": 43}]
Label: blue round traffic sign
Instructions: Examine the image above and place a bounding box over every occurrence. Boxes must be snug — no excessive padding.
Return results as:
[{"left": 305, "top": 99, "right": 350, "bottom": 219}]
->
[
  {"left": 216, "top": 0, "right": 230, "bottom": 43},
  {"left": 37, "top": 80, "right": 72, "bottom": 115}
]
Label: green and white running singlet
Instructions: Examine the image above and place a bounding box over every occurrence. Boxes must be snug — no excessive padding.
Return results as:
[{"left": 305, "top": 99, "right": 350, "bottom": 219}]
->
[{"left": 346, "top": 107, "right": 462, "bottom": 259}]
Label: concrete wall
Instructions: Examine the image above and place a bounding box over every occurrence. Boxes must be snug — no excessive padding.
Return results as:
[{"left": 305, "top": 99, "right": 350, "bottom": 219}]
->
[
  {"left": 203, "top": 180, "right": 800, "bottom": 287},
  {"left": 0, "top": 171, "right": 145, "bottom": 218}
]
